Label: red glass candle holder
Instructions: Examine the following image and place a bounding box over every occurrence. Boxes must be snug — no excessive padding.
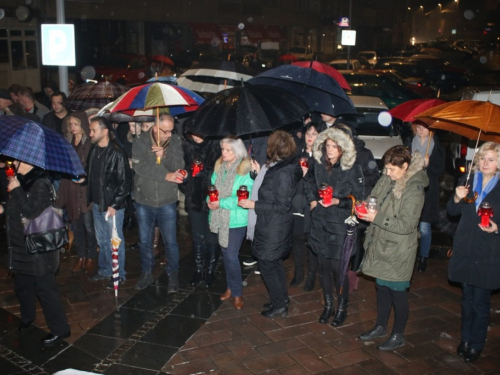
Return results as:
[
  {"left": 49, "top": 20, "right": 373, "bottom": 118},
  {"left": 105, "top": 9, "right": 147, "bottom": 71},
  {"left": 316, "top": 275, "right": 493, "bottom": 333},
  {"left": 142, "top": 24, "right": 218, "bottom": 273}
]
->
[
  {"left": 177, "top": 169, "right": 187, "bottom": 181},
  {"left": 191, "top": 159, "right": 204, "bottom": 177},
  {"left": 207, "top": 185, "right": 219, "bottom": 202},
  {"left": 237, "top": 185, "right": 249, "bottom": 202},
  {"left": 318, "top": 183, "right": 333, "bottom": 204},
  {"left": 478, "top": 202, "right": 494, "bottom": 227},
  {"left": 5, "top": 163, "right": 16, "bottom": 178},
  {"left": 355, "top": 201, "right": 367, "bottom": 215},
  {"left": 299, "top": 157, "right": 309, "bottom": 168}
]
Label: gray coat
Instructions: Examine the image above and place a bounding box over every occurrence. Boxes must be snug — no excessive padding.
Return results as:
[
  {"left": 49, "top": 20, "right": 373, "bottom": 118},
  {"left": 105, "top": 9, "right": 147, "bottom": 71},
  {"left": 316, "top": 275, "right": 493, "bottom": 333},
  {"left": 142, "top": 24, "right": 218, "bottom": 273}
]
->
[
  {"left": 362, "top": 153, "right": 428, "bottom": 282},
  {"left": 132, "top": 129, "right": 184, "bottom": 207}
]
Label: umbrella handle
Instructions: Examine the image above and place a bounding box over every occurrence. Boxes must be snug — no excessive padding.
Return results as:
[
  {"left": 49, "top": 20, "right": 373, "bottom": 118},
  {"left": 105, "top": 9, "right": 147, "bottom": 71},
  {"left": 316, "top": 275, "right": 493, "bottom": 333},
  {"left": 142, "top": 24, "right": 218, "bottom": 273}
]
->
[
  {"left": 424, "top": 131, "right": 434, "bottom": 159},
  {"left": 113, "top": 215, "right": 117, "bottom": 231},
  {"left": 347, "top": 195, "right": 356, "bottom": 216}
]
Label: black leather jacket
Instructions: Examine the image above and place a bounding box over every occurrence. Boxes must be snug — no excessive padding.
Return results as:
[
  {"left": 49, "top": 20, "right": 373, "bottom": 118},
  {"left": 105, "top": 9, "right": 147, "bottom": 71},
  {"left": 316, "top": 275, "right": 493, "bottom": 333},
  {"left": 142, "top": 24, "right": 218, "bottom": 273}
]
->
[{"left": 86, "top": 140, "right": 132, "bottom": 211}]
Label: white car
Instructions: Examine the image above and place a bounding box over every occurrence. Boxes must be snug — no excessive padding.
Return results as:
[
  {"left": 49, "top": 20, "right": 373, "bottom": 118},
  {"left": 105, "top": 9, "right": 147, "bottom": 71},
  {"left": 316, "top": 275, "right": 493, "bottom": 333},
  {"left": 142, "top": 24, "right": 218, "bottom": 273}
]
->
[
  {"left": 358, "top": 51, "right": 378, "bottom": 67},
  {"left": 288, "top": 46, "right": 314, "bottom": 60},
  {"left": 329, "top": 59, "right": 361, "bottom": 71},
  {"left": 338, "top": 95, "right": 403, "bottom": 167}
]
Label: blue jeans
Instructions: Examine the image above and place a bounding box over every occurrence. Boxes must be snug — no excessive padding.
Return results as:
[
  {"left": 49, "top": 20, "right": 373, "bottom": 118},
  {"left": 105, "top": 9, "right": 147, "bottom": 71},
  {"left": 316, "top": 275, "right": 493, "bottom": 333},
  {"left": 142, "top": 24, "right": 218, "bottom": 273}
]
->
[
  {"left": 93, "top": 205, "right": 126, "bottom": 279},
  {"left": 461, "top": 284, "right": 491, "bottom": 351},
  {"left": 136, "top": 202, "right": 179, "bottom": 274},
  {"left": 220, "top": 227, "right": 246, "bottom": 297},
  {"left": 419, "top": 221, "right": 432, "bottom": 258}
]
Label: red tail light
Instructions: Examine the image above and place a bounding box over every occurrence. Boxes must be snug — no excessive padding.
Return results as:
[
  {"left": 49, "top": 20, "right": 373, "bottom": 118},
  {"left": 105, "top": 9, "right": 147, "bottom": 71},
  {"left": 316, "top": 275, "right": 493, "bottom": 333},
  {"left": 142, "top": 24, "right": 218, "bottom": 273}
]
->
[{"left": 460, "top": 138, "right": 468, "bottom": 158}]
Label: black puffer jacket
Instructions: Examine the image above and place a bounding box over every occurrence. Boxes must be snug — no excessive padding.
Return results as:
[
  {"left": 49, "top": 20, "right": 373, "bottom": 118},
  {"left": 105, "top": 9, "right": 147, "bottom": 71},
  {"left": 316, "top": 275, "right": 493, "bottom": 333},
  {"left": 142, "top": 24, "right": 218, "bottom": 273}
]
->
[
  {"left": 7, "top": 168, "right": 59, "bottom": 276},
  {"left": 86, "top": 140, "right": 132, "bottom": 211},
  {"left": 354, "top": 137, "right": 379, "bottom": 200},
  {"left": 252, "top": 156, "right": 302, "bottom": 261},
  {"left": 181, "top": 137, "right": 221, "bottom": 213},
  {"left": 305, "top": 128, "right": 364, "bottom": 259}
]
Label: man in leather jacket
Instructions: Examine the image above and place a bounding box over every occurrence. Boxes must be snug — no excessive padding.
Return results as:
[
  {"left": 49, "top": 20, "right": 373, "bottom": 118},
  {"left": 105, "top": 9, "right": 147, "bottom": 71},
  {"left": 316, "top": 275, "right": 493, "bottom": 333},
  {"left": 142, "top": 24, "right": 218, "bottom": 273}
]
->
[{"left": 86, "top": 116, "right": 132, "bottom": 288}]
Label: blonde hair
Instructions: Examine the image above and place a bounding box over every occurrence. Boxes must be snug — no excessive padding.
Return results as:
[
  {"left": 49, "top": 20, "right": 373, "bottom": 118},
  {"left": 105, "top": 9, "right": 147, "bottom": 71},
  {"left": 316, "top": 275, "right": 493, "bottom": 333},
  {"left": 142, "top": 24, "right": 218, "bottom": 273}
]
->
[
  {"left": 65, "top": 115, "right": 83, "bottom": 136},
  {"left": 473, "top": 142, "right": 500, "bottom": 172}
]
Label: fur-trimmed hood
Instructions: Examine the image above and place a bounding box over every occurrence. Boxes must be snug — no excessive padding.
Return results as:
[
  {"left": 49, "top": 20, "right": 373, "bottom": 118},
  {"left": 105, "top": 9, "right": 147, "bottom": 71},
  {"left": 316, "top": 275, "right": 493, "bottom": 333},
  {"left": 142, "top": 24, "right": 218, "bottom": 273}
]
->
[
  {"left": 214, "top": 157, "right": 252, "bottom": 176},
  {"left": 389, "top": 152, "right": 428, "bottom": 199},
  {"left": 312, "top": 127, "right": 356, "bottom": 170}
]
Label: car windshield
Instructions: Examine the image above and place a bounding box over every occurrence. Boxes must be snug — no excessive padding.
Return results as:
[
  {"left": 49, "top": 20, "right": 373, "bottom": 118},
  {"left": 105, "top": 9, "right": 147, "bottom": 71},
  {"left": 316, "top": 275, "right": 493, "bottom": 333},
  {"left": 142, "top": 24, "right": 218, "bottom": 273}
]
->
[
  {"left": 340, "top": 108, "right": 396, "bottom": 136},
  {"left": 289, "top": 47, "right": 306, "bottom": 54},
  {"left": 330, "top": 62, "right": 351, "bottom": 70},
  {"left": 359, "top": 52, "right": 376, "bottom": 59}
]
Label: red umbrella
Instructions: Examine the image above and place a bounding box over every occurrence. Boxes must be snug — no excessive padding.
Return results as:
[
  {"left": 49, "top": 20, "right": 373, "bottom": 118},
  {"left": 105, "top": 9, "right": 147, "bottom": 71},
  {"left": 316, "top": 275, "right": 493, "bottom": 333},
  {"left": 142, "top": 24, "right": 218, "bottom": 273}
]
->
[
  {"left": 292, "top": 61, "right": 351, "bottom": 91},
  {"left": 389, "top": 98, "right": 446, "bottom": 123},
  {"left": 151, "top": 55, "right": 175, "bottom": 66},
  {"left": 278, "top": 54, "right": 298, "bottom": 62}
]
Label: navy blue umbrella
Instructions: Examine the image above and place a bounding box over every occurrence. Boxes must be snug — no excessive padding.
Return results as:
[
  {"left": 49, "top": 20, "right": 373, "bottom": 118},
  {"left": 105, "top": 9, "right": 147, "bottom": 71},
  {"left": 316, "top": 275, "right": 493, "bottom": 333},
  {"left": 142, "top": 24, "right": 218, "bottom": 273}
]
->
[
  {"left": 249, "top": 65, "right": 356, "bottom": 117},
  {"left": 0, "top": 116, "right": 85, "bottom": 176}
]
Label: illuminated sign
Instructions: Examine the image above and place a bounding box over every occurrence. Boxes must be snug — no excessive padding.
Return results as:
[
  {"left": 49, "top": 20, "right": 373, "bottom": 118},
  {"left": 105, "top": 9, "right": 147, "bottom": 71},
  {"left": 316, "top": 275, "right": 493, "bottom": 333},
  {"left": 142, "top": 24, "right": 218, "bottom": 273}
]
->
[
  {"left": 41, "top": 24, "right": 76, "bottom": 66},
  {"left": 339, "top": 17, "right": 349, "bottom": 27},
  {"left": 341, "top": 30, "right": 356, "bottom": 46}
]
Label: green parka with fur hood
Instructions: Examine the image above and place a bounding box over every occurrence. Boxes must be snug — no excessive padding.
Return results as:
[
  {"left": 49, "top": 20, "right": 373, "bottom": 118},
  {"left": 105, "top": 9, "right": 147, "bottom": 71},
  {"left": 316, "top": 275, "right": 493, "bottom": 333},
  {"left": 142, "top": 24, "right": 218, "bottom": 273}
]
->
[{"left": 362, "top": 152, "right": 429, "bottom": 282}]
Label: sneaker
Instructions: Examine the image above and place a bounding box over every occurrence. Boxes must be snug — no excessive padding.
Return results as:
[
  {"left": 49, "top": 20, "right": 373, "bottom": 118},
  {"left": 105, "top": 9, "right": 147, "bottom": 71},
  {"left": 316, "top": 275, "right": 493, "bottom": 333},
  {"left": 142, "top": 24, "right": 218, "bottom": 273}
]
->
[
  {"left": 135, "top": 272, "right": 155, "bottom": 290},
  {"left": 167, "top": 271, "right": 179, "bottom": 293},
  {"left": 107, "top": 278, "right": 125, "bottom": 289},
  {"left": 243, "top": 258, "right": 257, "bottom": 266},
  {"left": 89, "top": 273, "right": 110, "bottom": 281}
]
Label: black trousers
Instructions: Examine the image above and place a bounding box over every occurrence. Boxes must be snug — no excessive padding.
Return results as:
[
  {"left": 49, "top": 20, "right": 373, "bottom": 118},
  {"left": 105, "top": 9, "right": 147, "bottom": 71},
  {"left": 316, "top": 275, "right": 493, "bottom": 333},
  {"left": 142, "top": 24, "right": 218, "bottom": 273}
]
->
[
  {"left": 461, "top": 283, "right": 491, "bottom": 351},
  {"left": 73, "top": 211, "right": 98, "bottom": 259},
  {"left": 259, "top": 258, "right": 288, "bottom": 309},
  {"left": 15, "top": 273, "right": 70, "bottom": 336},
  {"left": 318, "top": 255, "right": 349, "bottom": 299},
  {"left": 376, "top": 284, "right": 409, "bottom": 334}
]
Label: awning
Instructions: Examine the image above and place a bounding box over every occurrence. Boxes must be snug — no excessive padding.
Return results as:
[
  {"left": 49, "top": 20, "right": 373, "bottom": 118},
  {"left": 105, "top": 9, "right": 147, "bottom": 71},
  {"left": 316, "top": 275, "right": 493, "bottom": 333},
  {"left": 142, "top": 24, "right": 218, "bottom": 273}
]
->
[
  {"left": 190, "top": 23, "right": 223, "bottom": 45},
  {"left": 244, "top": 25, "right": 286, "bottom": 44}
]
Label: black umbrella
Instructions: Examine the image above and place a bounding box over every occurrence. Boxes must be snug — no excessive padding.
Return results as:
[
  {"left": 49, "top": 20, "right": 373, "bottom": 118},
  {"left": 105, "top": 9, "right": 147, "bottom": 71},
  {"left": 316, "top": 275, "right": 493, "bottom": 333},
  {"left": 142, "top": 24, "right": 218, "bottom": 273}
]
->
[
  {"left": 339, "top": 195, "right": 358, "bottom": 295},
  {"left": 184, "top": 84, "right": 309, "bottom": 137},
  {"left": 249, "top": 65, "right": 356, "bottom": 117}
]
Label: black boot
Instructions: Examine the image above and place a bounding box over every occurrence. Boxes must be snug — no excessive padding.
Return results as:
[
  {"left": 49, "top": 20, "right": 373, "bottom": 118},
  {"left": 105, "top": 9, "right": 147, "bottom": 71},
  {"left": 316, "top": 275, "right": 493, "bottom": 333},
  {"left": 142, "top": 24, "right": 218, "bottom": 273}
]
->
[
  {"left": 303, "top": 248, "right": 318, "bottom": 292},
  {"left": 319, "top": 294, "right": 334, "bottom": 324},
  {"left": 418, "top": 257, "right": 427, "bottom": 272},
  {"left": 332, "top": 298, "right": 349, "bottom": 327},
  {"left": 189, "top": 245, "right": 205, "bottom": 287},
  {"left": 205, "top": 242, "right": 220, "bottom": 288}
]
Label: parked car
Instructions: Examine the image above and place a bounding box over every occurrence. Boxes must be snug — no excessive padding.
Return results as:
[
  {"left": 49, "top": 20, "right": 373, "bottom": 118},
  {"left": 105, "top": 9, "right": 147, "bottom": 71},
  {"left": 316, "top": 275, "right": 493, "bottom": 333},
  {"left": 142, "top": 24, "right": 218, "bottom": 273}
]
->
[
  {"left": 329, "top": 59, "right": 362, "bottom": 71},
  {"left": 338, "top": 95, "right": 404, "bottom": 169},
  {"left": 339, "top": 70, "right": 423, "bottom": 109},
  {"left": 95, "top": 54, "right": 150, "bottom": 86},
  {"left": 358, "top": 50, "right": 378, "bottom": 67},
  {"left": 288, "top": 46, "right": 314, "bottom": 60}
]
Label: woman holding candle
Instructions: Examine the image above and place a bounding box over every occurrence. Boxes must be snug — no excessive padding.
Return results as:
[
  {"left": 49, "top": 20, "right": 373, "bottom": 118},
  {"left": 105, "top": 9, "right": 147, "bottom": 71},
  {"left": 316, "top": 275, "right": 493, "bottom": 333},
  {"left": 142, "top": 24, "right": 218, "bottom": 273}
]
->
[
  {"left": 410, "top": 123, "right": 445, "bottom": 272},
  {"left": 446, "top": 142, "right": 500, "bottom": 363},
  {"left": 305, "top": 127, "right": 364, "bottom": 326},
  {"left": 357, "top": 145, "right": 427, "bottom": 351},
  {"left": 239, "top": 131, "right": 302, "bottom": 318},
  {"left": 209, "top": 137, "right": 253, "bottom": 309},
  {"left": 56, "top": 112, "right": 97, "bottom": 273},
  {"left": 182, "top": 132, "right": 221, "bottom": 287},
  {"left": 291, "top": 122, "right": 320, "bottom": 291}
]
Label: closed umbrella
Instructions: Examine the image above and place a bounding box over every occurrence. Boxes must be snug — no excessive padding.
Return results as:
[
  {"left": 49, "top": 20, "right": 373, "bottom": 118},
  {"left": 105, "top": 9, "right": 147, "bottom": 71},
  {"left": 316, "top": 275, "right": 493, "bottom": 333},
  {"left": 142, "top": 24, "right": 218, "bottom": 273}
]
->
[
  {"left": 111, "top": 216, "right": 122, "bottom": 297},
  {"left": 339, "top": 195, "right": 358, "bottom": 295},
  {"left": 0, "top": 116, "right": 85, "bottom": 176}
]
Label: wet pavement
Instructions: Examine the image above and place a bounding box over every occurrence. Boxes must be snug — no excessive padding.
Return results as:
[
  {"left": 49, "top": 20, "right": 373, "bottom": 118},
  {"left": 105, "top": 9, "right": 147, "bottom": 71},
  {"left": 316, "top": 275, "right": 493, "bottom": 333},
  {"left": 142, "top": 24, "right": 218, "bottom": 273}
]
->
[{"left": 1, "top": 212, "right": 500, "bottom": 374}]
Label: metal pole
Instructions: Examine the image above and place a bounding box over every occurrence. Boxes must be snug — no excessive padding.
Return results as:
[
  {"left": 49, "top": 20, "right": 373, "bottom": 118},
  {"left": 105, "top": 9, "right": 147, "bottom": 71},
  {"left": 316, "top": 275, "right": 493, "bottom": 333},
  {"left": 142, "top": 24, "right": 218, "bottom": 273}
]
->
[
  {"left": 346, "top": 0, "right": 352, "bottom": 70},
  {"left": 56, "top": 0, "right": 69, "bottom": 96}
]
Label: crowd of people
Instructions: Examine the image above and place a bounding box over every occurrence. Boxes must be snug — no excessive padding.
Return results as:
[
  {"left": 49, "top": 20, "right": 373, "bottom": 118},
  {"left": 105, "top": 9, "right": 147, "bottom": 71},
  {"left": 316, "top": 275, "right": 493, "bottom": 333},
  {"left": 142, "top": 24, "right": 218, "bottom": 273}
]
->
[{"left": 0, "top": 82, "right": 499, "bottom": 364}]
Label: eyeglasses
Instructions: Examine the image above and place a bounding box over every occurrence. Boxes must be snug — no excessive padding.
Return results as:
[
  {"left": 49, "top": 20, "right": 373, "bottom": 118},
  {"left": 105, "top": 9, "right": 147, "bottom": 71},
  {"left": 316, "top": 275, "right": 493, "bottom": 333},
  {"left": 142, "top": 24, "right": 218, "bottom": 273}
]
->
[{"left": 155, "top": 126, "right": 174, "bottom": 135}]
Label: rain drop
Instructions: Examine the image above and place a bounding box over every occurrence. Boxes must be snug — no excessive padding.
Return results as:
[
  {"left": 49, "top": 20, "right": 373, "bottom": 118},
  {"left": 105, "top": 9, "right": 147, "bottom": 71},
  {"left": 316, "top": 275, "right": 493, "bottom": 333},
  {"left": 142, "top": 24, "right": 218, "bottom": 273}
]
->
[
  {"left": 81, "top": 14, "right": 87, "bottom": 21},
  {"left": 378, "top": 111, "right": 392, "bottom": 127},
  {"left": 110, "top": 11, "right": 115, "bottom": 16},
  {"left": 190, "top": 314, "right": 195, "bottom": 318},
  {"left": 211, "top": 37, "right": 221, "bottom": 47},
  {"left": 247, "top": 17, "right": 253, "bottom": 23},
  {"left": 368, "top": 160, "right": 378, "bottom": 170},
  {"left": 479, "top": 56, "right": 487, "bottom": 64},
  {"left": 314, "top": 102, "right": 319, "bottom": 107},
  {"left": 238, "top": 23, "right": 245, "bottom": 30},
  {"left": 81, "top": 65, "right": 96, "bottom": 81},
  {"left": 242, "top": 281, "right": 248, "bottom": 286},
  {"left": 215, "top": 100, "right": 220, "bottom": 104},
  {"left": 440, "top": 74, "right": 446, "bottom": 81},
  {"left": 463, "top": 9, "right": 474, "bottom": 20},
  {"left": 138, "top": 72, "right": 145, "bottom": 79}
]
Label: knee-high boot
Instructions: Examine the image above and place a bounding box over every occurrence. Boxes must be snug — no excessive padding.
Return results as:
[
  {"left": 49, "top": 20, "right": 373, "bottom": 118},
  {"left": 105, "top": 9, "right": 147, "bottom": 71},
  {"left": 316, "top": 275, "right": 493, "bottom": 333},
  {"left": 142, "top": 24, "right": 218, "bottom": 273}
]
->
[
  {"left": 189, "top": 245, "right": 205, "bottom": 286},
  {"left": 205, "top": 242, "right": 220, "bottom": 288},
  {"left": 319, "top": 294, "right": 334, "bottom": 324}
]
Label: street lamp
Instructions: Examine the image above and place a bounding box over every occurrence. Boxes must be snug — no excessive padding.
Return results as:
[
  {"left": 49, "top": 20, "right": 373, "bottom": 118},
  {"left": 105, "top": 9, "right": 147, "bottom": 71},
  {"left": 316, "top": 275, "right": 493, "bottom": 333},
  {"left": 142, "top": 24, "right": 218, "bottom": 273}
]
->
[{"left": 438, "top": 3, "right": 442, "bottom": 12}]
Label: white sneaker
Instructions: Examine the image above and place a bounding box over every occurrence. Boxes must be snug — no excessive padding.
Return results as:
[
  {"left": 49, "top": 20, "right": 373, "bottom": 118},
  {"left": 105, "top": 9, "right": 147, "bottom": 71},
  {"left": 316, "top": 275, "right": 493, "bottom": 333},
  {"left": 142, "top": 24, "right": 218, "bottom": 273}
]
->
[{"left": 243, "top": 259, "right": 257, "bottom": 266}]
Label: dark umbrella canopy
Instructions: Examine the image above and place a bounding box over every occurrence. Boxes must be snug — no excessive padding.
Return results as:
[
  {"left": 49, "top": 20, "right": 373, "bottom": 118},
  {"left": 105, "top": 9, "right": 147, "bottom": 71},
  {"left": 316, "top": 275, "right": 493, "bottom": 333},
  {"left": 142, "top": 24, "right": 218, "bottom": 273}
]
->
[
  {"left": 65, "top": 81, "right": 130, "bottom": 111},
  {"left": 184, "top": 85, "right": 309, "bottom": 137},
  {"left": 249, "top": 65, "right": 355, "bottom": 117},
  {"left": 0, "top": 116, "right": 85, "bottom": 176}
]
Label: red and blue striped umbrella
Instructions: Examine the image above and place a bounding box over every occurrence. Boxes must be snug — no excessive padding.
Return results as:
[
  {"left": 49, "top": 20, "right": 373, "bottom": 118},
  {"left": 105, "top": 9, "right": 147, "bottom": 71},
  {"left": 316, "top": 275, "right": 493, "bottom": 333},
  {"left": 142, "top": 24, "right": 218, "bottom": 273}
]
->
[
  {"left": 0, "top": 116, "right": 85, "bottom": 177},
  {"left": 105, "top": 82, "right": 204, "bottom": 115}
]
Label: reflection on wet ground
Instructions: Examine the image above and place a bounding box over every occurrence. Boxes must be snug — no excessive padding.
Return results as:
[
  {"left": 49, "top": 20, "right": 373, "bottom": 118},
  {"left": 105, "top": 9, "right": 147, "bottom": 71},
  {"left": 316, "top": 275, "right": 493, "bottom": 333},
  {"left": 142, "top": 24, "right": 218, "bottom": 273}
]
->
[{"left": 1, "top": 215, "right": 499, "bottom": 374}]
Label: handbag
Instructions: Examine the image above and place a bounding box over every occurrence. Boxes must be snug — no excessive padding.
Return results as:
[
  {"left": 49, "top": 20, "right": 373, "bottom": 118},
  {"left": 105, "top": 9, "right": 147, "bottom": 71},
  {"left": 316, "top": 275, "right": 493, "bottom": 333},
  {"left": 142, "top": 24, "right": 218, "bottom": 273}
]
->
[{"left": 23, "top": 179, "right": 68, "bottom": 254}]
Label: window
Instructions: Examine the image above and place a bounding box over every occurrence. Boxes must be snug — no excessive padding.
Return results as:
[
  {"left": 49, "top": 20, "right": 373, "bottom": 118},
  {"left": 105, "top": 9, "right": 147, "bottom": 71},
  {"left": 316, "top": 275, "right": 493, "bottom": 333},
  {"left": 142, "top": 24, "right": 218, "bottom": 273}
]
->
[
  {"left": 25, "top": 41, "right": 38, "bottom": 69},
  {"left": 10, "top": 41, "right": 24, "bottom": 70}
]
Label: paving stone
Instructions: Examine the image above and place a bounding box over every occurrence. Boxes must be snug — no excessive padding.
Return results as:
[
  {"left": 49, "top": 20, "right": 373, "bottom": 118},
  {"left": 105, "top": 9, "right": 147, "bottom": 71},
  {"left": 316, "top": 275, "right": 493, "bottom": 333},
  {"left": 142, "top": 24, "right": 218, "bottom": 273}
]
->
[
  {"left": 288, "top": 347, "right": 332, "bottom": 373},
  {"left": 323, "top": 348, "right": 374, "bottom": 368},
  {"left": 245, "top": 353, "right": 297, "bottom": 373},
  {"left": 256, "top": 337, "right": 305, "bottom": 356}
]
